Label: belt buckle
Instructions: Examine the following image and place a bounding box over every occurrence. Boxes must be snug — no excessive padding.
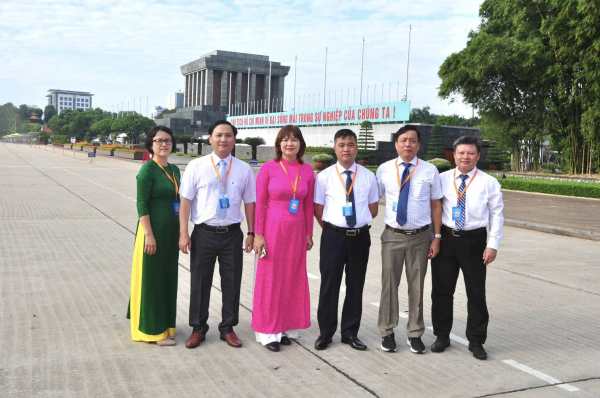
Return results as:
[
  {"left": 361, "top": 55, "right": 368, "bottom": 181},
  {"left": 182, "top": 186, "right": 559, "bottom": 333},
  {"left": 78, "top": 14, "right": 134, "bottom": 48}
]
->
[
  {"left": 451, "top": 229, "right": 460, "bottom": 237},
  {"left": 405, "top": 230, "right": 415, "bottom": 235},
  {"left": 346, "top": 229, "right": 358, "bottom": 236},
  {"left": 216, "top": 227, "right": 228, "bottom": 234}
]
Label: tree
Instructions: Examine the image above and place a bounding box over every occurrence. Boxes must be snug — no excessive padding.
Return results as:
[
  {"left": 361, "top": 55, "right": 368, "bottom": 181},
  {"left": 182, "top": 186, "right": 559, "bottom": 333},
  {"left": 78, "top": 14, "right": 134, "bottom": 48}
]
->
[
  {"left": 425, "top": 124, "right": 445, "bottom": 160},
  {"left": 112, "top": 115, "right": 155, "bottom": 144},
  {"left": 178, "top": 135, "right": 192, "bottom": 154},
  {"left": 30, "top": 108, "right": 43, "bottom": 119},
  {"left": 39, "top": 132, "right": 49, "bottom": 144},
  {"left": 90, "top": 118, "right": 113, "bottom": 144},
  {"left": 409, "top": 106, "right": 438, "bottom": 124},
  {"left": 357, "top": 120, "right": 376, "bottom": 161},
  {"left": 243, "top": 137, "right": 266, "bottom": 160},
  {"left": 84, "top": 131, "right": 94, "bottom": 143},
  {"left": 191, "top": 137, "right": 206, "bottom": 155},
  {"left": 43, "top": 105, "right": 57, "bottom": 123}
]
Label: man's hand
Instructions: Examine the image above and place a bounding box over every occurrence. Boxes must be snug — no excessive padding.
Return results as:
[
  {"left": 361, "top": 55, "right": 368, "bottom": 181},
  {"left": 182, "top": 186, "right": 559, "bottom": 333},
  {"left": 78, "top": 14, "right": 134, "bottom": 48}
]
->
[
  {"left": 428, "top": 238, "right": 440, "bottom": 259},
  {"left": 483, "top": 248, "right": 497, "bottom": 265},
  {"left": 244, "top": 235, "right": 254, "bottom": 253},
  {"left": 179, "top": 233, "right": 191, "bottom": 254}
]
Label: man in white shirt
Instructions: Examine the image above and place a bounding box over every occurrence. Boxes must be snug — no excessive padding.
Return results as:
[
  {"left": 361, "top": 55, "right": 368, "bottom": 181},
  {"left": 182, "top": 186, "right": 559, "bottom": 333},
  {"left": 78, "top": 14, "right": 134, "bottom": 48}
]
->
[
  {"left": 178, "top": 120, "right": 256, "bottom": 349},
  {"left": 313, "top": 129, "right": 379, "bottom": 351},
  {"left": 431, "top": 135, "right": 504, "bottom": 360},
  {"left": 376, "top": 125, "right": 443, "bottom": 354}
]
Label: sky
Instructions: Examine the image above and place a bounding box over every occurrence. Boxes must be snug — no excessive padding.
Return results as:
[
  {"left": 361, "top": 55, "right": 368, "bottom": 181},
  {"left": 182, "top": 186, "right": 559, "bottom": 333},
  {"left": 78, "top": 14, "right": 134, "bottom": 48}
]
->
[{"left": 0, "top": 0, "right": 482, "bottom": 117}]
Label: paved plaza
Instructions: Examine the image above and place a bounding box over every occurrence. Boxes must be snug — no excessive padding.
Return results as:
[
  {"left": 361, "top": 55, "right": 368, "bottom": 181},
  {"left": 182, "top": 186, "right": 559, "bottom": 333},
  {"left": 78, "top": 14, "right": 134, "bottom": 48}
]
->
[{"left": 1, "top": 143, "right": 599, "bottom": 397}]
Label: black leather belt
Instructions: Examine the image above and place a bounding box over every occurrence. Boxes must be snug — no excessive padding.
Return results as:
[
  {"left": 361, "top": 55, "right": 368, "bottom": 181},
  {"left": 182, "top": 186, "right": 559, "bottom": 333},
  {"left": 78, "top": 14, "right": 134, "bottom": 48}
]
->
[
  {"left": 324, "top": 222, "right": 370, "bottom": 236},
  {"left": 443, "top": 225, "right": 486, "bottom": 237},
  {"left": 199, "top": 223, "right": 241, "bottom": 234},
  {"left": 385, "top": 224, "right": 429, "bottom": 235}
]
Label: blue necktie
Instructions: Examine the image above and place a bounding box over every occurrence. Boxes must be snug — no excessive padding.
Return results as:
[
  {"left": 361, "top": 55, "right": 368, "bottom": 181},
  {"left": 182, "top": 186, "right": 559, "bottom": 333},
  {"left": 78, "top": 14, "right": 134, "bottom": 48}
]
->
[
  {"left": 396, "top": 162, "right": 412, "bottom": 226},
  {"left": 343, "top": 170, "right": 356, "bottom": 228},
  {"left": 217, "top": 160, "right": 227, "bottom": 219},
  {"left": 455, "top": 174, "right": 468, "bottom": 230}
]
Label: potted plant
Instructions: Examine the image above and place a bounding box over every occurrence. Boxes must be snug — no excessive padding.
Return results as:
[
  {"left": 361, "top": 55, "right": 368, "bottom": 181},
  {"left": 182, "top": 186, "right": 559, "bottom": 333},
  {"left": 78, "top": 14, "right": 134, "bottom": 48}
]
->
[
  {"left": 243, "top": 137, "right": 266, "bottom": 161},
  {"left": 487, "top": 145, "right": 509, "bottom": 171},
  {"left": 313, "top": 154, "right": 334, "bottom": 171},
  {"left": 357, "top": 121, "right": 376, "bottom": 166}
]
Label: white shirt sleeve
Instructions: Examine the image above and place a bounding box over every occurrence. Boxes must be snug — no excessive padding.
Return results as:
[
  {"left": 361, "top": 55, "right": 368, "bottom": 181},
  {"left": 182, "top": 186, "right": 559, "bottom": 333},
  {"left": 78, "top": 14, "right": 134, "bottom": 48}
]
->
[
  {"left": 314, "top": 172, "right": 326, "bottom": 205},
  {"left": 368, "top": 173, "right": 380, "bottom": 204},
  {"left": 179, "top": 162, "right": 197, "bottom": 201},
  {"left": 376, "top": 165, "right": 385, "bottom": 198},
  {"left": 431, "top": 168, "right": 443, "bottom": 200},
  {"left": 242, "top": 166, "right": 257, "bottom": 203},
  {"left": 486, "top": 178, "right": 504, "bottom": 250}
]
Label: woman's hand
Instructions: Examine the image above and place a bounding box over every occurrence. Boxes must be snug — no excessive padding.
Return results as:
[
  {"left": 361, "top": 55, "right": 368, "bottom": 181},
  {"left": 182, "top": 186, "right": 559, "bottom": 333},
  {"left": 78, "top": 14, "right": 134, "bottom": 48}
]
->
[
  {"left": 307, "top": 235, "right": 314, "bottom": 251},
  {"left": 253, "top": 234, "right": 266, "bottom": 255},
  {"left": 144, "top": 234, "right": 157, "bottom": 255}
]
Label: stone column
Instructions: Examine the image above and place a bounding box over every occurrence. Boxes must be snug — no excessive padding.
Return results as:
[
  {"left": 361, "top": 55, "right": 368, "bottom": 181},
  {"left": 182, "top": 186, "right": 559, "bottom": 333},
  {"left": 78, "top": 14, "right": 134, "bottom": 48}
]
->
[
  {"left": 236, "top": 72, "right": 242, "bottom": 104},
  {"left": 192, "top": 73, "right": 196, "bottom": 107},
  {"left": 277, "top": 76, "right": 285, "bottom": 105},
  {"left": 220, "top": 70, "right": 229, "bottom": 107},
  {"left": 199, "top": 70, "right": 204, "bottom": 107},
  {"left": 205, "top": 69, "right": 213, "bottom": 106},
  {"left": 195, "top": 71, "right": 200, "bottom": 106},
  {"left": 264, "top": 76, "right": 271, "bottom": 113},
  {"left": 184, "top": 74, "right": 189, "bottom": 107},
  {"left": 250, "top": 73, "right": 257, "bottom": 113}
]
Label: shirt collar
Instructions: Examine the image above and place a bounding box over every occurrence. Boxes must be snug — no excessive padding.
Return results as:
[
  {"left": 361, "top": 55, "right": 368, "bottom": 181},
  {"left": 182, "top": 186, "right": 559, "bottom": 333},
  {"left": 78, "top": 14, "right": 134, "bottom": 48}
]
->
[
  {"left": 211, "top": 151, "right": 232, "bottom": 165},
  {"left": 454, "top": 166, "right": 478, "bottom": 179},
  {"left": 335, "top": 162, "right": 357, "bottom": 173},
  {"left": 397, "top": 156, "right": 418, "bottom": 167}
]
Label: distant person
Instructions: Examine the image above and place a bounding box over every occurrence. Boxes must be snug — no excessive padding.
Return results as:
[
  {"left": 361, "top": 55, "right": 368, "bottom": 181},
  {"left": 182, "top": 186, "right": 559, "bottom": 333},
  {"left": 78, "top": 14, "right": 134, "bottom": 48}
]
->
[
  {"left": 313, "top": 129, "right": 379, "bottom": 351},
  {"left": 375, "top": 125, "right": 443, "bottom": 354},
  {"left": 252, "top": 125, "right": 315, "bottom": 352},
  {"left": 179, "top": 120, "right": 256, "bottom": 349},
  {"left": 431, "top": 135, "right": 504, "bottom": 360},
  {"left": 127, "top": 126, "right": 180, "bottom": 346}
]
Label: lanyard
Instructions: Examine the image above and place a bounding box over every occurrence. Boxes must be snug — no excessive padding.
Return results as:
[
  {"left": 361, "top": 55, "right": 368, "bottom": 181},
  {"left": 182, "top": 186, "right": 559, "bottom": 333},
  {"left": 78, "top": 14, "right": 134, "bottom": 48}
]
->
[
  {"left": 280, "top": 161, "right": 300, "bottom": 199},
  {"left": 211, "top": 156, "right": 233, "bottom": 191},
  {"left": 395, "top": 158, "right": 418, "bottom": 191},
  {"left": 152, "top": 158, "right": 178, "bottom": 199},
  {"left": 453, "top": 169, "right": 478, "bottom": 203},
  {"left": 335, "top": 164, "right": 358, "bottom": 202}
]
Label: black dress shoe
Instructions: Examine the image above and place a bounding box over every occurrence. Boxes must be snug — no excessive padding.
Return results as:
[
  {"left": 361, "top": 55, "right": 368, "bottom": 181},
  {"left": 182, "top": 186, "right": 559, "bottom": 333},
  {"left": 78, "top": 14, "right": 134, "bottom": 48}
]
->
[
  {"left": 341, "top": 336, "right": 367, "bottom": 351},
  {"left": 266, "top": 342, "right": 280, "bottom": 352},
  {"left": 315, "top": 336, "right": 332, "bottom": 350},
  {"left": 280, "top": 336, "right": 292, "bottom": 346},
  {"left": 431, "top": 336, "right": 450, "bottom": 353},
  {"left": 468, "top": 341, "right": 487, "bottom": 360}
]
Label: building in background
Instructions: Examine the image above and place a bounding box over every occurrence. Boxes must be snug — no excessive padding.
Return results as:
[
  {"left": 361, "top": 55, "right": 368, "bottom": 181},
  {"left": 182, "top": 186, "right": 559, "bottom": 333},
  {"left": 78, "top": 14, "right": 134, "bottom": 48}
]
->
[
  {"left": 151, "top": 106, "right": 164, "bottom": 118},
  {"left": 167, "top": 91, "right": 184, "bottom": 110},
  {"left": 46, "top": 89, "right": 94, "bottom": 114}
]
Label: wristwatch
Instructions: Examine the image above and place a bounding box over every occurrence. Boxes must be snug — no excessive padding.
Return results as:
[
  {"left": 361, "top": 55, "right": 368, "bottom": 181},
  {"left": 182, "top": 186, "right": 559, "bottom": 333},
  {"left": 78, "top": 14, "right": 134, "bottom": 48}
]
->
[
  {"left": 434, "top": 234, "right": 442, "bottom": 240},
  {"left": 247, "top": 232, "right": 255, "bottom": 236}
]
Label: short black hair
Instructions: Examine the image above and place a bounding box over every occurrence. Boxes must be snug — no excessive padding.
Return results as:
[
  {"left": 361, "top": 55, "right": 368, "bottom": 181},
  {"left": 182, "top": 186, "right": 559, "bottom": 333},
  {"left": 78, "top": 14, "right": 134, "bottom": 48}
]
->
[
  {"left": 394, "top": 125, "right": 421, "bottom": 142},
  {"left": 453, "top": 135, "right": 481, "bottom": 153},
  {"left": 334, "top": 129, "right": 357, "bottom": 144},
  {"left": 145, "top": 126, "right": 176, "bottom": 155},
  {"left": 209, "top": 120, "right": 237, "bottom": 136}
]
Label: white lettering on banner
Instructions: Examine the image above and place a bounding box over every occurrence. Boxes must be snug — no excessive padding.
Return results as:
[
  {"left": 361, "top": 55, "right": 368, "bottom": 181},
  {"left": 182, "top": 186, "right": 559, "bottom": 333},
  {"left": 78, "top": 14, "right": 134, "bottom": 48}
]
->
[{"left": 227, "top": 101, "right": 410, "bottom": 129}]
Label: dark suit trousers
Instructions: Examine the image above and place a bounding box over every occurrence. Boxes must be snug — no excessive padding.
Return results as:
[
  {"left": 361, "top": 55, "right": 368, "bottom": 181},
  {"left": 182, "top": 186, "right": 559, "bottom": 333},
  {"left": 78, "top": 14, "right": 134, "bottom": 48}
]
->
[
  {"left": 431, "top": 227, "right": 489, "bottom": 344},
  {"left": 317, "top": 227, "right": 371, "bottom": 339},
  {"left": 189, "top": 225, "right": 243, "bottom": 335}
]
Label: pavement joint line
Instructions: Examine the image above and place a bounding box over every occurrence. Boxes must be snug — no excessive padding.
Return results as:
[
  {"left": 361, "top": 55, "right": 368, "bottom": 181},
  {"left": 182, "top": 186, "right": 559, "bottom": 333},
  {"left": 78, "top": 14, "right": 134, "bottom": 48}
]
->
[
  {"left": 475, "top": 376, "right": 600, "bottom": 397},
  {"left": 502, "top": 360, "right": 580, "bottom": 392},
  {"left": 504, "top": 218, "right": 600, "bottom": 242},
  {"left": 424, "top": 327, "right": 469, "bottom": 346},
  {"left": 10, "top": 146, "right": 381, "bottom": 398}
]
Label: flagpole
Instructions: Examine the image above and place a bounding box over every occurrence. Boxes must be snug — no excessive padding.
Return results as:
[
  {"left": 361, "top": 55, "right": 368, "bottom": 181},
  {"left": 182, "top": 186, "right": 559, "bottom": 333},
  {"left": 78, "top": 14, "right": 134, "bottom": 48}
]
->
[
  {"left": 323, "top": 47, "right": 327, "bottom": 108},
  {"left": 404, "top": 24, "right": 412, "bottom": 101},
  {"left": 360, "top": 37, "right": 365, "bottom": 105}
]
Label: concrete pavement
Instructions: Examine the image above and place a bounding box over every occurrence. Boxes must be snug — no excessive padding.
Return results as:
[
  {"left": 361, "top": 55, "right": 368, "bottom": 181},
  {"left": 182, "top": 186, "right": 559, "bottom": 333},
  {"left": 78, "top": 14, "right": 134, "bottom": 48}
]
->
[{"left": 1, "top": 143, "right": 599, "bottom": 397}]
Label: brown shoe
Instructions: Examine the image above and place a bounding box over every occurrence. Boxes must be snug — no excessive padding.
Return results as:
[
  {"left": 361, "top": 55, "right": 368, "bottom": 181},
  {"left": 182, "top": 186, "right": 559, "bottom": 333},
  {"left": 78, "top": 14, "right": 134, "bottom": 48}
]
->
[
  {"left": 185, "top": 332, "right": 206, "bottom": 349},
  {"left": 220, "top": 331, "right": 242, "bottom": 347}
]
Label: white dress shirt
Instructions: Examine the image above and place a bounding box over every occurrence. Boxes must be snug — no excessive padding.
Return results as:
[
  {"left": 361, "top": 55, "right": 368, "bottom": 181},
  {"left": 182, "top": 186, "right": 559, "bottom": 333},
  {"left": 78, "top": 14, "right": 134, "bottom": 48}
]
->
[
  {"left": 440, "top": 167, "right": 504, "bottom": 250},
  {"left": 179, "top": 152, "right": 256, "bottom": 226},
  {"left": 377, "top": 156, "right": 443, "bottom": 229},
  {"left": 314, "top": 162, "right": 379, "bottom": 228}
]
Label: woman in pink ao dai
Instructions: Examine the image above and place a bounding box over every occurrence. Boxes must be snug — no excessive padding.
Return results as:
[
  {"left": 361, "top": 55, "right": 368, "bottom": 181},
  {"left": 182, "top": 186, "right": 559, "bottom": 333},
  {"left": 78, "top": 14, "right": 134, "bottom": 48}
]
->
[{"left": 252, "top": 125, "right": 315, "bottom": 352}]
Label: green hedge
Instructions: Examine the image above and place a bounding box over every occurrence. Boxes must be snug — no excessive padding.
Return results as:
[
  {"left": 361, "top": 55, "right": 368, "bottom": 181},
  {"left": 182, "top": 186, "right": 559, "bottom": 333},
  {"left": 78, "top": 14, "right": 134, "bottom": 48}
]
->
[
  {"left": 306, "top": 146, "right": 335, "bottom": 156},
  {"left": 114, "top": 148, "right": 143, "bottom": 153},
  {"left": 497, "top": 177, "right": 600, "bottom": 199},
  {"left": 172, "top": 153, "right": 201, "bottom": 157},
  {"left": 51, "top": 135, "right": 68, "bottom": 144}
]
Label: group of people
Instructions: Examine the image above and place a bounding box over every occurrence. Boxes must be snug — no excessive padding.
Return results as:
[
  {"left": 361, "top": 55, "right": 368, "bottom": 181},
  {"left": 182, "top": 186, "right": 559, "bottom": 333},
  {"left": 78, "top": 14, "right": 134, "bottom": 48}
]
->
[{"left": 127, "top": 120, "right": 504, "bottom": 360}]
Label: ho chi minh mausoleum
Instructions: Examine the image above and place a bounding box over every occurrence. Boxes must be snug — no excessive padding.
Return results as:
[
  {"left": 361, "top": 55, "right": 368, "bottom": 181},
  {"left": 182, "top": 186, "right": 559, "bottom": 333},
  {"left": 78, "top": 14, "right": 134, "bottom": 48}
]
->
[{"left": 155, "top": 50, "right": 290, "bottom": 136}]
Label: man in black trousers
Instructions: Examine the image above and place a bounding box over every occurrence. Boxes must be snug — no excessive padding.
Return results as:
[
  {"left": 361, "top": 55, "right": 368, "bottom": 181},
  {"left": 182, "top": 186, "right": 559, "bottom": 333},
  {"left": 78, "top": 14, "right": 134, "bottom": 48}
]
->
[
  {"left": 313, "top": 129, "right": 379, "bottom": 351},
  {"left": 179, "top": 120, "right": 256, "bottom": 349},
  {"left": 431, "top": 135, "right": 504, "bottom": 360}
]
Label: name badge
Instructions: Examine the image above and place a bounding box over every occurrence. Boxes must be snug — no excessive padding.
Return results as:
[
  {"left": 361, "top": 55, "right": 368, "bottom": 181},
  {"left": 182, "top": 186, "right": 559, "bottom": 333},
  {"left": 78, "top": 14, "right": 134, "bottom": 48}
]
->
[
  {"left": 343, "top": 202, "right": 354, "bottom": 217},
  {"left": 219, "top": 194, "right": 230, "bottom": 209},
  {"left": 392, "top": 201, "right": 398, "bottom": 212},
  {"left": 289, "top": 198, "right": 299, "bottom": 214},
  {"left": 452, "top": 206, "right": 463, "bottom": 221},
  {"left": 173, "top": 201, "right": 180, "bottom": 216}
]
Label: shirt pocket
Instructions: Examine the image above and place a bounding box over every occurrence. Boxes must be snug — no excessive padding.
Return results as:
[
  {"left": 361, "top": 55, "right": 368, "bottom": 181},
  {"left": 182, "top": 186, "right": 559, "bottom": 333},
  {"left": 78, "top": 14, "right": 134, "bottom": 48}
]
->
[
  {"left": 412, "top": 180, "right": 430, "bottom": 200},
  {"left": 469, "top": 191, "right": 488, "bottom": 219}
]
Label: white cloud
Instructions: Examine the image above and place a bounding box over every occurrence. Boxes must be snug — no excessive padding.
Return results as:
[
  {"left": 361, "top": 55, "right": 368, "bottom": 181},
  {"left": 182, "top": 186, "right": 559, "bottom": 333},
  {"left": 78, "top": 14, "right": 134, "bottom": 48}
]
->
[{"left": 0, "top": 0, "right": 482, "bottom": 117}]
